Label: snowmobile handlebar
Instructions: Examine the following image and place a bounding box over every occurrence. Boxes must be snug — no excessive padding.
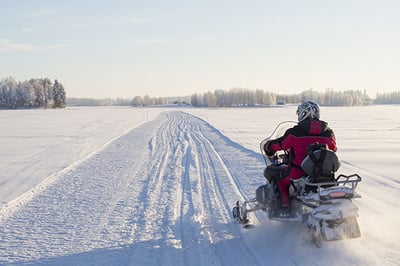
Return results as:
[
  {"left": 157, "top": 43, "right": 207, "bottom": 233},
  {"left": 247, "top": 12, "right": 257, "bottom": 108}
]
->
[{"left": 259, "top": 121, "right": 297, "bottom": 166}]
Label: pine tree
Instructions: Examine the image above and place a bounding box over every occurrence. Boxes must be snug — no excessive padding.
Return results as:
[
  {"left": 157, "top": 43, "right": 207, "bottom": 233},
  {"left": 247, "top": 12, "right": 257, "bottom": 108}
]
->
[{"left": 52, "top": 79, "right": 67, "bottom": 108}]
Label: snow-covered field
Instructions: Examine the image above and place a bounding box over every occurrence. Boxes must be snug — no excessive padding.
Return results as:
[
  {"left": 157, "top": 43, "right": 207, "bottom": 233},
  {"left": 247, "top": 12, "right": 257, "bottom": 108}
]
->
[{"left": 0, "top": 105, "right": 399, "bottom": 265}]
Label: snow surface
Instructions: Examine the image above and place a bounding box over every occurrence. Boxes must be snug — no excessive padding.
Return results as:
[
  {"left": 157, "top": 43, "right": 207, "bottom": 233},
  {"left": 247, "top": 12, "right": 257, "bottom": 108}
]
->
[{"left": 0, "top": 105, "right": 399, "bottom": 265}]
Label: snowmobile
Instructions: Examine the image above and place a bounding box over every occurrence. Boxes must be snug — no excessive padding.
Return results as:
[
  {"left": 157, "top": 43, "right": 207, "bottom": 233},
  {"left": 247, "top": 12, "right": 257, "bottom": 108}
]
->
[{"left": 232, "top": 121, "right": 362, "bottom": 246}]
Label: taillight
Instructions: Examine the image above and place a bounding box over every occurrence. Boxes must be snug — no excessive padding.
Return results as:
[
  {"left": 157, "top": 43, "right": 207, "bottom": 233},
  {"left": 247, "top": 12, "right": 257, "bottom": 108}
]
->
[{"left": 329, "top": 191, "right": 347, "bottom": 198}]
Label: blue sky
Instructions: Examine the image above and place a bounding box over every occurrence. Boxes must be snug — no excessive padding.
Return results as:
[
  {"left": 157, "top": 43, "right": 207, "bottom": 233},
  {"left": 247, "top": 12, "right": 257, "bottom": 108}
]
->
[{"left": 1, "top": 0, "right": 399, "bottom": 98}]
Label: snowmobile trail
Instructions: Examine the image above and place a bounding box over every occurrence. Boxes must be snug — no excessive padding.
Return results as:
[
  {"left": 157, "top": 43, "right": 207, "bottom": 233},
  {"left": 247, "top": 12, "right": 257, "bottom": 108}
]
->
[{"left": 0, "top": 111, "right": 262, "bottom": 265}]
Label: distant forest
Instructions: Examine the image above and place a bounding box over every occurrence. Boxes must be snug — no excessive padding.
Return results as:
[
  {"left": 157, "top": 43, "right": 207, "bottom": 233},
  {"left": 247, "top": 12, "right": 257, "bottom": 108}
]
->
[
  {"left": 129, "top": 88, "right": 400, "bottom": 107},
  {"left": 2, "top": 76, "right": 400, "bottom": 109},
  {"left": 0, "top": 77, "right": 66, "bottom": 109},
  {"left": 70, "top": 88, "right": 400, "bottom": 107}
]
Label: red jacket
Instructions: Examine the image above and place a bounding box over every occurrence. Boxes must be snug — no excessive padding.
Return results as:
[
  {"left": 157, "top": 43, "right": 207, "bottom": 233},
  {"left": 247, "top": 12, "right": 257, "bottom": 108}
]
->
[{"left": 266, "top": 119, "right": 337, "bottom": 180}]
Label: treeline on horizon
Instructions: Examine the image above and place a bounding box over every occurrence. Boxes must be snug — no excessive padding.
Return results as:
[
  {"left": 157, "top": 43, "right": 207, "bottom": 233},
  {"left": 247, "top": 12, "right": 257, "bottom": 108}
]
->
[
  {"left": 67, "top": 88, "right": 400, "bottom": 107},
  {"left": 129, "top": 88, "right": 400, "bottom": 107},
  {"left": 189, "top": 88, "right": 369, "bottom": 107},
  {"left": 0, "top": 77, "right": 67, "bottom": 109},
  {"left": 2, "top": 76, "right": 400, "bottom": 109}
]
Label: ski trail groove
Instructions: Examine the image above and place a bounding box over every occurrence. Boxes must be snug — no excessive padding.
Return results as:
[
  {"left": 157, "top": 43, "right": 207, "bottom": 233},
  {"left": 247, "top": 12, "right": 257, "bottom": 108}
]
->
[{"left": 0, "top": 111, "right": 263, "bottom": 265}]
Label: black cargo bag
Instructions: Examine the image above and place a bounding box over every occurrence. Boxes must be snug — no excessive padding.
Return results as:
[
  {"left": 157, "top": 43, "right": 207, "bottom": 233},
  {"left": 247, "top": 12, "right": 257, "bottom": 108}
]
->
[{"left": 301, "top": 143, "right": 341, "bottom": 184}]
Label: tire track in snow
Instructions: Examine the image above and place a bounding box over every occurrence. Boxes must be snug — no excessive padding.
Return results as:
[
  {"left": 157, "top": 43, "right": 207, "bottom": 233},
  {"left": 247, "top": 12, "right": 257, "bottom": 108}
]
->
[
  {"left": 126, "top": 112, "right": 261, "bottom": 265},
  {"left": 0, "top": 111, "right": 264, "bottom": 265},
  {"left": 184, "top": 115, "right": 261, "bottom": 265}
]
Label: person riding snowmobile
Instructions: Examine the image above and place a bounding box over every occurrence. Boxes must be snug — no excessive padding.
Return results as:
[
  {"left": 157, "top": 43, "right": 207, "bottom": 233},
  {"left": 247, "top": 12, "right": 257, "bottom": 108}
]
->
[{"left": 263, "top": 100, "right": 337, "bottom": 213}]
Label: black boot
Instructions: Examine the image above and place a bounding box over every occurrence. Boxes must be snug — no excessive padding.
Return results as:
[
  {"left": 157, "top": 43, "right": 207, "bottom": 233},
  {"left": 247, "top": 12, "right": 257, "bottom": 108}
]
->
[{"left": 279, "top": 206, "right": 291, "bottom": 215}]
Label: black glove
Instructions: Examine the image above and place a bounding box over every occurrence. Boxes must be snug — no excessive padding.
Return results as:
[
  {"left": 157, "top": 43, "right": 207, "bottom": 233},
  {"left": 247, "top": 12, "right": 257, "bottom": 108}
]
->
[{"left": 263, "top": 140, "right": 274, "bottom": 156}]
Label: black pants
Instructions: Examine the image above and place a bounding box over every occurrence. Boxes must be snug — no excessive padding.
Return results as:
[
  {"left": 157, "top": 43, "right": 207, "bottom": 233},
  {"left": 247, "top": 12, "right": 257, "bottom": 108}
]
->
[{"left": 263, "top": 164, "right": 286, "bottom": 182}]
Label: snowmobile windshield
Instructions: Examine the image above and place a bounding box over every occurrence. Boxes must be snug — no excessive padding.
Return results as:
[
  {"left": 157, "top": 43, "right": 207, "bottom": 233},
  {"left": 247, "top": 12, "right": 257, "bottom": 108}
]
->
[{"left": 260, "top": 121, "right": 297, "bottom": 166}]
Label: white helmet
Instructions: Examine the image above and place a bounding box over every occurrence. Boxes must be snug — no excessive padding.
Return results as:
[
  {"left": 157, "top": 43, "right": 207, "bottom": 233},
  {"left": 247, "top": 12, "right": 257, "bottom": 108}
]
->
[{"left": 296, "top": 100, "right": 320, "bottom": 121}]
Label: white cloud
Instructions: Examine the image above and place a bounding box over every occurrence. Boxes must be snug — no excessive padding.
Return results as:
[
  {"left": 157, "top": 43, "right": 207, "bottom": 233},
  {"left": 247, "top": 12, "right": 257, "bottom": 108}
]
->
[
  {"left": 0, "top": 39, "right": 67, "bottom": 52},
  {"left": 0, "top": 39, "right": 40, "bottom": 52},
  {"left": 47, "top": 44, "right": 68, "bottom": 49},
  {"left": 110, "top": 16, "right": 159, "bottom": 25},
  {"left": 21, "top": 8, "right": 69, "bottom": 19},
  {"left": 21, "top": 28, "right": 34, "bottom": 33},
  {"left": 129, "top": 36, "right": 213, "bottom": 45}
]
